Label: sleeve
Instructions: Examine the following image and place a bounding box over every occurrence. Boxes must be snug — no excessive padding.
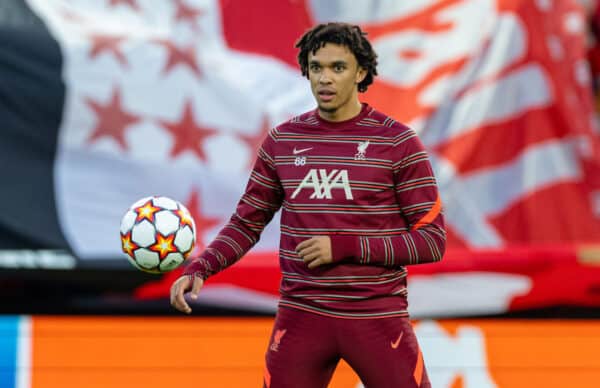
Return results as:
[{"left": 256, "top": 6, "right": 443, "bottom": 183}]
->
[
  {"left": 183, "top": 130, "right": 283, "bottom": 280},
  {"left": 330, "top": 129, "right": 446, "bottom": 267}
]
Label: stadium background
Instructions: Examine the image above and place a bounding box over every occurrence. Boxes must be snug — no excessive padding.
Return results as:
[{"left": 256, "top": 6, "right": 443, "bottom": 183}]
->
[{"left": 1, "top": 0, "right": 600, "bottom": 387}]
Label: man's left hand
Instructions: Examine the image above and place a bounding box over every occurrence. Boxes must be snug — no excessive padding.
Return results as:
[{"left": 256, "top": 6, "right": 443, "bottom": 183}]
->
[{"left": 296, "top": 236, "right": 333, "bottom": 269}]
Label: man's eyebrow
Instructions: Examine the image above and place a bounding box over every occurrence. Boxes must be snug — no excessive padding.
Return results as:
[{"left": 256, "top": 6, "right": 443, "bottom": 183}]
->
[{"left": 308, "top": 60, "right": 348, "bottom": 66}]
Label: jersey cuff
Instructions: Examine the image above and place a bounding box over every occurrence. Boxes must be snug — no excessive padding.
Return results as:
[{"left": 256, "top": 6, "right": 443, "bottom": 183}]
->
[
  {"left": 330, "top": 235, "right": 360, "bottom": 263},
  {"left": 182, "top": 257, "right": 211, "bottom": 280}
]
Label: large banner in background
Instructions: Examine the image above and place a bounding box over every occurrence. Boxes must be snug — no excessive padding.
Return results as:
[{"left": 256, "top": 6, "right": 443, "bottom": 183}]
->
[
  {"left": 4, "top": 0, "right": 597, "bottom": 256},
  {"left": 1, "top": 0, "right": 600, "bottom": 315}
]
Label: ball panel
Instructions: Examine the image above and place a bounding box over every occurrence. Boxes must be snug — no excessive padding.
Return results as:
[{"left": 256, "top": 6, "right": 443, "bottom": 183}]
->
[
  {"left": 177, "top": 204, "right": 196, "bottom": 234},
  {"left": 148, "top": 233, "right": 178, "bottom": 259},
  {"left": 159, "top": 252, "right": 185, "bottom": 272},
  {"left": 125, "top": 255, "right": 142, "bottom": 271},
  {"left": 131, "top": 220, "right": 156, "bottom": 247},
  {"left": 134, "top": 248, "right": 160, "bottom": 270},
  {"left": 133, "top": 200, "right": 161, "bottom": 223},
  {"left": 153, "top": 196, "right": 178, "bottom": 210},
  {"left": 120, "top": 232, "right": 138, "bottom": 258},
  {"left": 154, "top": 210, "right": 180, "bottom": 236},
  {"left": 130, "top": 196, "right": 153, "bottom": 209},
  {"left": 178, "top": 203, "right": 191, "bottom": 213},
  {"left": 120, "top": 210, "right": 137, "bottom": 234},
  {"left": 174, "top": 226, "right": 195, "bottom": 254}
]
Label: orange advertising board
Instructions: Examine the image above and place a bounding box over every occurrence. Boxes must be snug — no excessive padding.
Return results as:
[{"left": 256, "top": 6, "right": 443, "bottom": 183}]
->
[{"left": 28, "top": 317, "right": 600, "bottom": 388}]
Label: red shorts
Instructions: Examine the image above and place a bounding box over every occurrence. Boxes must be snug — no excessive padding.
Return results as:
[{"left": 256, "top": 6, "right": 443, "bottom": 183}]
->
[{"left": 264, "top": 306, "right": 431, "bottom": 388}]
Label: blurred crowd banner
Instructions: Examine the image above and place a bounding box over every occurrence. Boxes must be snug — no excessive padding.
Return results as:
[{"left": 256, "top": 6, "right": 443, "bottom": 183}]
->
[
  {"left": 1, "top": 1, "right": 600, "bottom": 312},
  {"left": 1, "top": 316, "right": 599, "bottom": 388}
]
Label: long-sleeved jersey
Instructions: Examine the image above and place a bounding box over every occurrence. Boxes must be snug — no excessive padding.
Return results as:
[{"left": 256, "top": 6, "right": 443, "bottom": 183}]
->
[{"left": 184, "top": 103, "right": 446, "bottom": 319}]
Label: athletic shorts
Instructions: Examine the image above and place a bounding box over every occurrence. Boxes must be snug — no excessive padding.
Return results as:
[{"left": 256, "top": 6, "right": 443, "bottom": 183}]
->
[{"left": 263, "top": 306, "right": 430, "bottom": 388}]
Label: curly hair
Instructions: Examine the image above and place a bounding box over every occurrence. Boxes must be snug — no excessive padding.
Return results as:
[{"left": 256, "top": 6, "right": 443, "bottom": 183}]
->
[{"left": 295, "top": 22, "right": 378, "bottom": 93}]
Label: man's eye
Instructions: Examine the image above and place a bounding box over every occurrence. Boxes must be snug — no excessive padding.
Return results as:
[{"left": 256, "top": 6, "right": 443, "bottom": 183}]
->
[
  {"left": 310, "top": 65, "right": 320, "bottom": 71},
  {"left": 334, "top": 65, "right": 345, "bottom": 72}
]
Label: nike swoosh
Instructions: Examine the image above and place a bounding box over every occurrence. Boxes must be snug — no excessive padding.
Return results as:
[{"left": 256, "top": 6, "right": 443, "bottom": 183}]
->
[
  {"left": 293, "top": 147, "right": 313, "bottom": 155},
  {"left": 391, "top": 332, "right": 403, "bottom": 349}
]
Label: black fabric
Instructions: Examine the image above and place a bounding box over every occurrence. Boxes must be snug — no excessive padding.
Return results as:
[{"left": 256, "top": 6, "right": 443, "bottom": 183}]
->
[{"left": 0, "top": 0, "right": 68, "bottom": 249}]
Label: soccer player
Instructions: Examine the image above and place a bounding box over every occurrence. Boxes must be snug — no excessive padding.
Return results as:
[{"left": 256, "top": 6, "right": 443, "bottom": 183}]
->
[{"left": 171, "top": 22, "right": 445, "bottom": 388}]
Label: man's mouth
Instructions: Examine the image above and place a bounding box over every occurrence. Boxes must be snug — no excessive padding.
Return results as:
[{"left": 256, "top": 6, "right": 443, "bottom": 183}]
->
[{"left": 318, "top": 90, "right": 335, "bottom": 102}]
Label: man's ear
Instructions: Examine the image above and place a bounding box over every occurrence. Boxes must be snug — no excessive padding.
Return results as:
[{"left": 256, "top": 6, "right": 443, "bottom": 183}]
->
[{"left": 356, "top": 67, "right": 367, "bottom": 84}]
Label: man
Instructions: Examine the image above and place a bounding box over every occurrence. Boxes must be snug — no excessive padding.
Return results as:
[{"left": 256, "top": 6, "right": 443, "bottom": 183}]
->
[{"left": 171, "top": 22, "right": 445, "bottom": 388}]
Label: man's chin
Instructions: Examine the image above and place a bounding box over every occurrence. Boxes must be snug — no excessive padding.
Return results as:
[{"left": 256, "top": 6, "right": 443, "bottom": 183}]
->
[{"left": 318, "top": 104, "right": 337, "bottom": 114}]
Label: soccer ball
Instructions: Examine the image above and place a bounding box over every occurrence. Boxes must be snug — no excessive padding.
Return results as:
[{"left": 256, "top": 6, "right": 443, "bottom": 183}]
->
[{"left": 120, "top": 196, "right": 196, "bottom": 274}]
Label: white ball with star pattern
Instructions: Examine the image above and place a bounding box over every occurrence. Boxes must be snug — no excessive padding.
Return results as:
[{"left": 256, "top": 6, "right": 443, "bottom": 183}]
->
[{"left": 120, "top": 196, "right": 196, "bottom": 274}]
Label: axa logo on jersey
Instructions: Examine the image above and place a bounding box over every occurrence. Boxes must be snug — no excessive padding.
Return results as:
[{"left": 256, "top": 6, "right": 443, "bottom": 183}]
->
[{"left": 291, "top": 169, "right": 353, "bottom": 200}]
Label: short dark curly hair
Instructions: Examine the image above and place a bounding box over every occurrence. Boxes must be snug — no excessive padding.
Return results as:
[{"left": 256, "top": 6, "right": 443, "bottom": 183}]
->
[{"left": 295, "top": 22, "right": 378, "bottom": 93}]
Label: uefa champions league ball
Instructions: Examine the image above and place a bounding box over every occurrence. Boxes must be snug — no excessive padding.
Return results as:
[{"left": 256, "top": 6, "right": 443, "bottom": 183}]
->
[{"left": 120, "top": 196, "right": 196, "bottom": 274}]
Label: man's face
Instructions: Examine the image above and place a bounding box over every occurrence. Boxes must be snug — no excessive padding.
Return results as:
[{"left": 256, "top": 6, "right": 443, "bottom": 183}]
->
[{"left": 308, "top": 43, "right": 366, "bottom": 115}]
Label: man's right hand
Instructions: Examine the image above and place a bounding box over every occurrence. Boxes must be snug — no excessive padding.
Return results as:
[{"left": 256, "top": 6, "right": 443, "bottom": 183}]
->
[{"left": 170, "top": 274, "right": 204, "bottom": 314}]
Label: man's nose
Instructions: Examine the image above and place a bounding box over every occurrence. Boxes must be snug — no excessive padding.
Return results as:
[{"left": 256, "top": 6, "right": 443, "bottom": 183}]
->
[{"left": 319, "top": 69, "right": 333, "bottom": 83}]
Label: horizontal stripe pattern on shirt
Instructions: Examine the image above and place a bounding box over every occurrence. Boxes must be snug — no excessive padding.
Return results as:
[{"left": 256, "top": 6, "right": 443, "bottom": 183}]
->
[
  {"left": 281, "top": 179, "right": 392, "bottom": 192},
  {"left": 281, "top": 269, "right": 406, "bottom": 287},
  {"left": 282, "top": 201, "right": 401, "bottom": 215},
  {"left": 186, "top": 104, "right": 445, "bottom": 320},
  {"left": 275, "top": 155, "right": 392, "bottom": 169},
  {"left": 279, "top": 299, "right": 409, "bottom": 319},
  {"left": 280, "top": 225, "right": 408, "bottom": 237}
]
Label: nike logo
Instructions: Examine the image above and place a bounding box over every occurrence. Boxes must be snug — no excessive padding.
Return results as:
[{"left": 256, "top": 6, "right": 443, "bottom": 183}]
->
[
  {"left": 391, "top": 332, "right": 403, "bottom": 349},
  {"left": 293, "top": 147, "right": 313, "bottom": 155}
]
